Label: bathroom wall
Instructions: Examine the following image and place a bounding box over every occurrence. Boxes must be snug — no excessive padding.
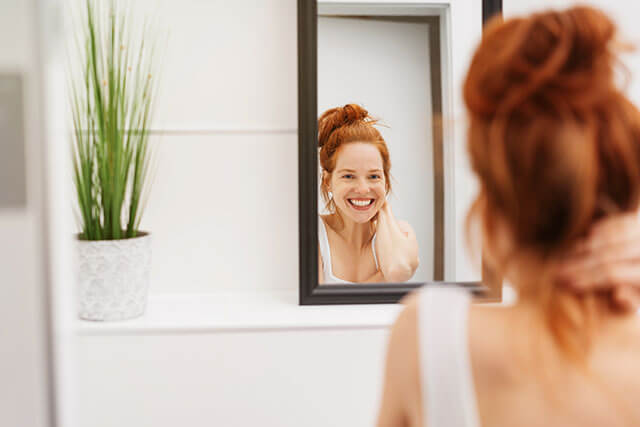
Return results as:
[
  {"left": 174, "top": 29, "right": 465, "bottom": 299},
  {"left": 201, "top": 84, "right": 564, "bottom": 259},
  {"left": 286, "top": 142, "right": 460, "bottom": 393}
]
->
[{"left": 130, "top": 0, "right": 300, "bottom": 293}]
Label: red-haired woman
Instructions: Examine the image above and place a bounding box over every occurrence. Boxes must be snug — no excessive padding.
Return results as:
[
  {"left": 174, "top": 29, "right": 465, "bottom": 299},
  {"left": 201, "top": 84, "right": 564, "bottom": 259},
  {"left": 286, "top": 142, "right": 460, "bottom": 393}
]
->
[
  {"left": 317, "top": 104, "right": 419, "bottom": 284},
  {"left": 378, "top": 6, "right": 640, "bottom": 426}
]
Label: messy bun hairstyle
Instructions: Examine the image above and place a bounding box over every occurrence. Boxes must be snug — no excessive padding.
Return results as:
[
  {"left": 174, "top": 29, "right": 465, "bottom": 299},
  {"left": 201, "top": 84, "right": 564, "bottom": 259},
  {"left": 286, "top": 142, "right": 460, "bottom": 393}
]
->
[
  {"left": 464, "top": 6, "right": 640, "bottom": 360},
  {"left": 318, "top": 104, "right": 391, "bottom": 213}
]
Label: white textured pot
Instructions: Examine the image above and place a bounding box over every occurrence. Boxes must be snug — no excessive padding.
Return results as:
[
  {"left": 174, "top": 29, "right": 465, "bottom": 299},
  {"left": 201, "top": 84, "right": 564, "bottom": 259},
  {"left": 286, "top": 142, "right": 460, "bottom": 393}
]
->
[{"left": 76, "top": 232, "right": 151, "bottom": 321}]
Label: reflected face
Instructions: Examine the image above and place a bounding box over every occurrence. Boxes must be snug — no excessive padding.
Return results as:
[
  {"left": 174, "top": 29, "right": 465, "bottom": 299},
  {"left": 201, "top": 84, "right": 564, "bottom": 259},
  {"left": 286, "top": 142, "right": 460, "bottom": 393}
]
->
[{"left": 328, "top": 142, "right": 387, "bottom": 224}]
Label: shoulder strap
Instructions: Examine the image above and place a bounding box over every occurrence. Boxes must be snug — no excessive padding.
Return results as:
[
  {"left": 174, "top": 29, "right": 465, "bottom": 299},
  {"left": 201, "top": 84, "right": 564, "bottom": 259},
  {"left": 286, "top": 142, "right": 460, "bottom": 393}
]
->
[
  {"left": 372, "top": 234, "right": 379, "bottom": 270},
  {"left": 419, "top": 286, "right": 479, "bottom": 427},
  {"left": 318, "top": 217, "right": 332, "bottom": 277}
]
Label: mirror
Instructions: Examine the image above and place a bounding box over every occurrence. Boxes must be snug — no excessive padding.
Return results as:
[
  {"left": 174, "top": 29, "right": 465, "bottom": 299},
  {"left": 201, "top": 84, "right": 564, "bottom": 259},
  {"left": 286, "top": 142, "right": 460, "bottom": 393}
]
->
[
  {"left": 317, "top": 10, "right": 443, "bottom": 285},
  {"left": 298, "top": 0, "right": 503, "bottom": 304}
]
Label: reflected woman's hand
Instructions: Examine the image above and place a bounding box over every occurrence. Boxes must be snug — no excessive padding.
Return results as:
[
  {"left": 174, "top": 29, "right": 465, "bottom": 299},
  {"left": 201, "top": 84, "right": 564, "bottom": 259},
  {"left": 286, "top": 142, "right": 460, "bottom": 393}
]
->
[
  {"left": 557, "top": 212, "right": 640, "bottom": 312},
  {"left": 373, "top": 201, "right": 419, "bottom": 282}
]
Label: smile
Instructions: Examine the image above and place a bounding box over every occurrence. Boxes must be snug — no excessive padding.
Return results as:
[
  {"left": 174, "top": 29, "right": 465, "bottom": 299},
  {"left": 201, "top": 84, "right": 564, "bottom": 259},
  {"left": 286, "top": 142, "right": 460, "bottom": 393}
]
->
[{"left": 347, "top": 198, "right": 375, "bottom": 211}]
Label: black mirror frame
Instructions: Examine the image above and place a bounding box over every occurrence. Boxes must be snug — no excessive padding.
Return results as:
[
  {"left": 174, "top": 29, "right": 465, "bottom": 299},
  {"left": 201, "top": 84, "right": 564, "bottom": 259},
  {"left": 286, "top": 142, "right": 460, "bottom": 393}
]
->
[{"left": 298, "top": 0, "right": 503, "bottom": 305}]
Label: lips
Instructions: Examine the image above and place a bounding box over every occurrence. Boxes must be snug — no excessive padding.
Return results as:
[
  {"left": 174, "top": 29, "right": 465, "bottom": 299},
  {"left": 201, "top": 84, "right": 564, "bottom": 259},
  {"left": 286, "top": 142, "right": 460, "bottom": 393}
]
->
[{"left": 347, "top": 198, "right": 375, "bottom": 211}]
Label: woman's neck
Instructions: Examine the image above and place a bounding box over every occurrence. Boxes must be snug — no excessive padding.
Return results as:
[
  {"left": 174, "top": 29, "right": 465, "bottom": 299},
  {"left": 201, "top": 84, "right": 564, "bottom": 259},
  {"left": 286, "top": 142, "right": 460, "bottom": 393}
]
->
[
  {"left": 327, "top": 212, "right": 374, "bottom": 250},
  {"left": 514, "top": 291, "right": 640, "bottom": 336}
]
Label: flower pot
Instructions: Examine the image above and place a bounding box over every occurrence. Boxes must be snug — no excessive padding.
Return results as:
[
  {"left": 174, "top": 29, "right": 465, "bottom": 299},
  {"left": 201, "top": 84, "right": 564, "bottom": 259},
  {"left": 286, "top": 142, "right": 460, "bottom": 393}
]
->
[{"left": 76, "top": 232, "right": 151, "bottom": 321}]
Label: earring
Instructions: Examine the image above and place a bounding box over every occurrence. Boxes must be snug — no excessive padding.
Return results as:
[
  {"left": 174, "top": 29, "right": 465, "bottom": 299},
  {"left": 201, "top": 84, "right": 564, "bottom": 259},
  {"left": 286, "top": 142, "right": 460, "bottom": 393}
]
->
[{"left": 328, "top": 191, "right": 333, "bottom": 200}]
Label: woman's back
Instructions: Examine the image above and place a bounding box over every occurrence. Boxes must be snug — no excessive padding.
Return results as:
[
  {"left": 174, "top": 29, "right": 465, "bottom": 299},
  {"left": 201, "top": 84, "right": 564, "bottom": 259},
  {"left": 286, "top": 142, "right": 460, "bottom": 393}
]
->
[
  {"left": 379, "top": 288, "right": 640, "bottom": 427},
  {"left": 469, "top": 299, "right": 640, "bottom": 426}
]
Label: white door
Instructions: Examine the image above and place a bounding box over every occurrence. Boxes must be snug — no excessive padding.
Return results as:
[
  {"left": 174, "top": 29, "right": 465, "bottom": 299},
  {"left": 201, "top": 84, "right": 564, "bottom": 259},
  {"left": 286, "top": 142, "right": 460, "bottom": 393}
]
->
[{"left": 0, "top": 1, "right": 72, "bottom": 426}]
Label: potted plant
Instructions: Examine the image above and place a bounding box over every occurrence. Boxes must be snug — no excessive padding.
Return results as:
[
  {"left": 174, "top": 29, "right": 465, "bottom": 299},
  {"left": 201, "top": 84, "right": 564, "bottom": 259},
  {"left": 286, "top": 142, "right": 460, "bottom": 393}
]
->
[{"left": 70, "top": 0, "right": 160, "bottom": 321}]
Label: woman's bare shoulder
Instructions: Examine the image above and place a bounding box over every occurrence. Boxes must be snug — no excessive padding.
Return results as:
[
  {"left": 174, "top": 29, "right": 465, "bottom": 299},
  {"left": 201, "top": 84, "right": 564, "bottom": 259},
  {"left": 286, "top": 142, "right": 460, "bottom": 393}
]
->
[
  {"left": 391, "top": 291, "right": 420, "bottom": 344},
  {"left": 386, "top": 291, "right": 421, "bottom": 379},
  {"left": 467, "top": 303, "right": 521, "bottom": 383},
  {"left": 396, "top": 291, "right": 507, "bottom": 341},
  {"left": 382, "top": 291, "right": 422, "bottom": 424},
  {"left": 392, "top": 292, "right": 516, "bottom": 377}
]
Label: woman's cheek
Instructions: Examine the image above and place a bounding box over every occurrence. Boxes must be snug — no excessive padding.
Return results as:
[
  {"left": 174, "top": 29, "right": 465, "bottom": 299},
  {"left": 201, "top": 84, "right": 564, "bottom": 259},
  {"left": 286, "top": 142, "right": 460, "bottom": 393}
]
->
[{"left": 376, "top": 184, "right": 386, "bottom": 204}]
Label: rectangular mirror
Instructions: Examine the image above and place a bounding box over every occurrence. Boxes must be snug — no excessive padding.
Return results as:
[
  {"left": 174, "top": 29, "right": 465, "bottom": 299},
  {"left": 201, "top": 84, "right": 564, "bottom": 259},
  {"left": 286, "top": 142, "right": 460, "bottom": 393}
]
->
[
  {"left": 298, "top": 0, "right": 503, "bottom": 304},
  {"left": 317, "top": 9, "right": 443, "bottom": 285}
]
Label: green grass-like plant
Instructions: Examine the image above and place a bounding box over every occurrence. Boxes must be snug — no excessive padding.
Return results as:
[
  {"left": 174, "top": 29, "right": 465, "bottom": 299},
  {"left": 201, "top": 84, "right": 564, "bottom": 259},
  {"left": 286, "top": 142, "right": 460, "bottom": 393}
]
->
[{"left": 70, "top": 0, "right": 159, "bottom": 240}]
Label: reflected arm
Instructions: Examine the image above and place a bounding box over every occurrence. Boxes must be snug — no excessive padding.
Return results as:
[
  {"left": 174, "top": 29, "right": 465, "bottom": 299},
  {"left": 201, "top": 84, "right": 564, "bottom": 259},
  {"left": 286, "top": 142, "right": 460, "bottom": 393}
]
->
[{"left": 375, "top": 203, "right": 420, "bottom": 282}]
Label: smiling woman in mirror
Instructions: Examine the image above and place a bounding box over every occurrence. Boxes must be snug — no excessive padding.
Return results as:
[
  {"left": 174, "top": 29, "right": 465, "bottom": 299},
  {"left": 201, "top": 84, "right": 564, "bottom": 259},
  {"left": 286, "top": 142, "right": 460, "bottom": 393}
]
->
[{"left": 317, "top": 104, "right": 419, "bottom": 284}]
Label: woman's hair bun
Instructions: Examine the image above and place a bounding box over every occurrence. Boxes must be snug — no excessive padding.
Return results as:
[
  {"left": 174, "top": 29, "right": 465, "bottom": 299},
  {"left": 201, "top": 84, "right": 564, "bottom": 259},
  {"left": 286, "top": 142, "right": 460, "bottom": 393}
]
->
[
  {"left": 318, "top": 104, "right": 370, "bottom": 148},
  {"left": 342, "top": 103, "right": 369, "bottom": 122},
  {"left": 568, "top": 6, "right": 616, "bottom": 56},
  {"left": 465, "top": 6, "right": 618, "bottom": 118}
]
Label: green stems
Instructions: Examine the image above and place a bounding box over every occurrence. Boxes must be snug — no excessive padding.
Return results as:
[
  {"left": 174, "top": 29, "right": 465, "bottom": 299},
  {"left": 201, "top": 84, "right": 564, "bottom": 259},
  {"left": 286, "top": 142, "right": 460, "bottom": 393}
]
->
[{"left": 70, "top": 0, "right": 157, "bottom": 240}]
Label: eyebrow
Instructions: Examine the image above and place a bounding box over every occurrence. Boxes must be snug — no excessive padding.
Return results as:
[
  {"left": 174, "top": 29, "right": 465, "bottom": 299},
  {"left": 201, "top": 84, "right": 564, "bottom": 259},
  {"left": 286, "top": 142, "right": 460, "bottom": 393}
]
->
[{"left": 337, "top": 169, "right": 383, "bottom": 173}]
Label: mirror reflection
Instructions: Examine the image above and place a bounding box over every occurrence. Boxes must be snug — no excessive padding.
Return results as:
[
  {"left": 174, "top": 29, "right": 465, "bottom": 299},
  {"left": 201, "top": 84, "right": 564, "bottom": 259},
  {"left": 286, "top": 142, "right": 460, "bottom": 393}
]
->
[
  {"left": 317, "top": 104, "right": 420, "bottom": 284},
  {"left": 317, "top": 6, "right": 443, "bottom": 284}
]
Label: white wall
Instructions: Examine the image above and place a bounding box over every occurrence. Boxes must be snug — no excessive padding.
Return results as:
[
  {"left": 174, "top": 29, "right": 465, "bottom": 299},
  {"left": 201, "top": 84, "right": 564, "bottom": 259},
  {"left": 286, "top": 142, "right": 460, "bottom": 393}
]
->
[
  {"left": 318, "top": 15, "right": 435, "bottom": 282},
  {"left": 122, "top": 0, "right": 301, "bottom": 294}
]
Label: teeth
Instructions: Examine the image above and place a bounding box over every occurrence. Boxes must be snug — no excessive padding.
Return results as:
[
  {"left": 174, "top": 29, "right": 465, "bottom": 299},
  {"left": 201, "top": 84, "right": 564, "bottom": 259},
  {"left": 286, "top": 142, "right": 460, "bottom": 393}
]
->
[{"left": 349, "top": 199, "right": 373, "bottom": 207}]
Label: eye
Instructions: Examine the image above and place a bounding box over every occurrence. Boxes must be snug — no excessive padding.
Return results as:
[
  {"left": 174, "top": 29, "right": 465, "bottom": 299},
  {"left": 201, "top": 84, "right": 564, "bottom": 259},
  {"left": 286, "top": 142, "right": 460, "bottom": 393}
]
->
[
  {"left": 342, "top": 174, "right": 354, "bottom": 179},
  {"left": 369, "top": 174, "right": 381, "bottom": 180}
]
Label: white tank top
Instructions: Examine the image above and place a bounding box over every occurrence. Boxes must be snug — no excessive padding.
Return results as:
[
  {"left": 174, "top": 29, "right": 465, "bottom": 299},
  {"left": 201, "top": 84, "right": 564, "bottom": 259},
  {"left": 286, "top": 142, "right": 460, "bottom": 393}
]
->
[
  {"left": 419, "top": 286, "right": 480, "bottom": 427},
  {"left": 318, "top": 217, "right": 378, "bottom": 284}
]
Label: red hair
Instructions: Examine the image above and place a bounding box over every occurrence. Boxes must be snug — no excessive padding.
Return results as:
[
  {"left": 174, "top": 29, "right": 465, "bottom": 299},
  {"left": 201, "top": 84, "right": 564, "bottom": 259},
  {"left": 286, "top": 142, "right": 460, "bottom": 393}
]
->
[
  {"left": 464, "top": 6, "right": 640, "bottom": 359},
  {"left": 318, "top": 104, "right": 392, "bottom": 213}
]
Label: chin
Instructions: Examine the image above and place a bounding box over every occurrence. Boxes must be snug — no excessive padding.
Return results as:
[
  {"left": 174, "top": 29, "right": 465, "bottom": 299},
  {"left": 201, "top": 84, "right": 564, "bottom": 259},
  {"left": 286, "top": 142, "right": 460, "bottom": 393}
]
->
[
  {"left": 335, "top": 206, "right": 369, "bottom": 224},
  {"left": 353, "top": 210, "right": 379, "bottom": 224}
]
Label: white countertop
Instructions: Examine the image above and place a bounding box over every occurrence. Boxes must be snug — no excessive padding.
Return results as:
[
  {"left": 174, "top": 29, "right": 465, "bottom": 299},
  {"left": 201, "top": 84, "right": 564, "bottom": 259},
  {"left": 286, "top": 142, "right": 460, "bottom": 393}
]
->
[{"left": 76, "top": 290, "right": 404, "bottom": 335}]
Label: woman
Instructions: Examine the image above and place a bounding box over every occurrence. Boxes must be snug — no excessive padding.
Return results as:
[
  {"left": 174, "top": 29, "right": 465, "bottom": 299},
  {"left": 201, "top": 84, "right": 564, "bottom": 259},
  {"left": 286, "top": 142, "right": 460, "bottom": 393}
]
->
[
  {"left": 317, "top": 104, "right": 419, "bottom": 284},
  {"left": 378, "top": 6, "right": 640, "bottom": 426}
]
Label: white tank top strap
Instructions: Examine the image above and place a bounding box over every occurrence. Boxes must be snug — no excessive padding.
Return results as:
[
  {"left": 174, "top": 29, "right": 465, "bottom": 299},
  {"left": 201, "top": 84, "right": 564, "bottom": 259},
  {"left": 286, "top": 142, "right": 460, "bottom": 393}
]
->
[
  {"left": 419, "top": 285, "right": 480, "bottom": 427},
  {"left": 371, "top": 234, "right": 379, "bottom": 270},
  {"left": 318, "top": 217, "right": 334, "bottom": 281}
]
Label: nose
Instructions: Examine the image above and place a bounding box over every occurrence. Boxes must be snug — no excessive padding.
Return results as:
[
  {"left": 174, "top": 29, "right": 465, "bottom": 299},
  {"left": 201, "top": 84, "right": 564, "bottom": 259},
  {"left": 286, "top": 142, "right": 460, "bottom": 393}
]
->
[{"left": 354, "top": 178, "right": 369, "bottom": 194}]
